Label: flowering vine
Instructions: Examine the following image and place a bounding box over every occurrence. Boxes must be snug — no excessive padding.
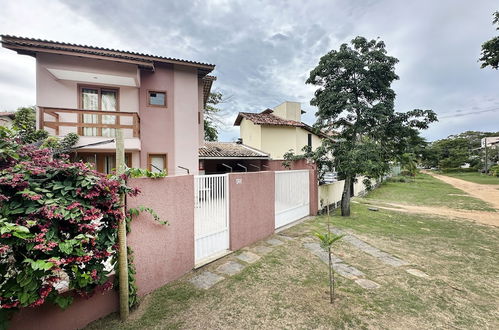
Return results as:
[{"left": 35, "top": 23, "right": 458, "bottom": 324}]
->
[{"left": 0, "top": 127, "right": 147, "bottom": 326}]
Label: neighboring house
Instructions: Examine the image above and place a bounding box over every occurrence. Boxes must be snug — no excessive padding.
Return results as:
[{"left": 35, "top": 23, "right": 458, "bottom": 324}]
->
[
  {"left": 198, "top": 141, "right": 270, "bottom": 174},
  {"left": 481, "top": 136, "right": 499, "bottom": 148},
  {"left": 0, "top": 112, "right": 15, "bottom": 128},
  {"left": 234, "top": 101, "right": 326, "bottom": 159},
  {"left": 1, "top": 35, "right": 216, "bottom": 175}
]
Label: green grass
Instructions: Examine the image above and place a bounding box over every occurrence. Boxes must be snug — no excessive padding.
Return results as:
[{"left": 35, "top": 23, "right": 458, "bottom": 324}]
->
[
  {"left": 363, "top": 173, "right": 495, "bottom": 211},
  {"left": 87, "top": 180, "right": 499, "bottom": 329},
  {"left": 441, "top": 171, "right": 499, "bottom": 185}
]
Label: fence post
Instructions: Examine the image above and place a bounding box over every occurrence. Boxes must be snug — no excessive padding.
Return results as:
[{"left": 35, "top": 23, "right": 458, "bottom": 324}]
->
[{"left": 116, "top": 129, "right": 129, "bottom": 321}]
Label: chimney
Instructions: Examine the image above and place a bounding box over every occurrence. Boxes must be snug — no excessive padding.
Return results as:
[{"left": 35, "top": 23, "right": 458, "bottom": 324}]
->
[{"left": 272, "top": 101, "right": 302, "bottom": 122}]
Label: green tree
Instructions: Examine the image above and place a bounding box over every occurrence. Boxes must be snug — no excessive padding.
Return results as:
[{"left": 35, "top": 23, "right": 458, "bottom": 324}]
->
[
  {"left": 204, "top": 92, "right": 224, "bottom": 141},
  {"left": 12, "top": 106, "right": 48, "bottom": 144},
  {"left": 480, "top": 11, "right": 499, "bottom": 69},
  {"left": 307, "top": 37, "right": 437, "bottom": 216}
]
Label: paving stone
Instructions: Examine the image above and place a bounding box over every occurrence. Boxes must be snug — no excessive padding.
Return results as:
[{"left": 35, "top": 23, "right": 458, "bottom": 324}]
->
[
  {"left": 334, "top": 263, "right": 364, "bottom": 279},
  {"left": 277, "top": 235, "right": 294, "bottom": 241},
  {"left": 406, "top": 268, "right": 429, "bottom": 278},
  {"left": 216, "top": 261, "right": 245, "bottom": 276},
  {"left": 355, "top": 278, "right": 380, "bottom": 289},
  {"left": 266, "top": 238, "right": 284, "bottom": 246},
  {"left": 189, "top": 271, "right": 224, "bottom": 289},
  {"left": 236, "top": 251, "right": 261, "bottom": 264},
  {"left": 303, "top": 242, "right": 343, "bottom": 264},
  {"left": 333, "top": 228, "right": 409, "bottom": 267},
  {"left": 253, "top": 245, "right": 273, "bottom": 255}
]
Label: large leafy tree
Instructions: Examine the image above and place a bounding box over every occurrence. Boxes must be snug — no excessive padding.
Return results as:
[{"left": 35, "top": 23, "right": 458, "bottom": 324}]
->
[
  {"left": 480, "top": 11, "right": 499, "bottom": 69},
  {"left": 307, "top": 37, "right": 437, "bottom": 216},
  {"left": 204, "top": 92, "right": 223, "bottom": 141}
]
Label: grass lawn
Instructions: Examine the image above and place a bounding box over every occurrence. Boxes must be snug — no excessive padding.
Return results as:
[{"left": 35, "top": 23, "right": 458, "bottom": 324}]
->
[
  {"left": 87, "top": 199, "right": 499, "bottom": 329},
  {"left": 441, "top": 171, "right": 499, "bottom": 185},
  {"left": 363, "top": 173, "right": 495, "bottom": 211}
]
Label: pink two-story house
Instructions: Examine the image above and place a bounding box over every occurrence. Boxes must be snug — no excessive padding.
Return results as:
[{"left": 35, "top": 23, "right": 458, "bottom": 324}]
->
[{"left": 1, "top": 35, "right": 216, "bottom": 175}]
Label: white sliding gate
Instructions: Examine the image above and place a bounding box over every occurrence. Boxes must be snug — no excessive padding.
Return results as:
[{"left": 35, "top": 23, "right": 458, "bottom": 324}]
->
[
  {"left": 275, "top": 170, "right": 310, "bottom": 229},
  {"left": 194, "top": 174, "right": 230, "bottom": 266}
]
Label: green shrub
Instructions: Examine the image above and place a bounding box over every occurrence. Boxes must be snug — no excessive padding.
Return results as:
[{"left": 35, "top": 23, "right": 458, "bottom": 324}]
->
[{"left": 489, "top": 165, "right": 499, "bottom": 177}]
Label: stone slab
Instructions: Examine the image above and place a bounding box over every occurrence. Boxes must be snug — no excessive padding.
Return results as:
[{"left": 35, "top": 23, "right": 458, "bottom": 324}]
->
[
  {"left": 189, "top": 271, "right": 224, "bottom": 289},
  {"left": 406, "top": 268, "right": 429, "bottom": 278},
  {"left": 333, "top": 228, "right": 409, "bottom": 267},
  {"left": 236, "top": 251, "right": 261, "bottom": 264},
  {"left": 334, "top": 263, "right": 364, "bottom": 279},
  {"left": 277, "top": 235, "right": 294, "bottom": 241},
  {"left": 266, "top": 238, "right": 284, "bottom": 246},
  {"left": 355, "top": 278, "right": 380, "bottom": 289},
  {"left": 303, "top": 242, "right": 343, "bottom": 264},
  {"left": 216, "top": 261, "right": 245, "bottom": 276},
  {"left": 253, "top": 245, "right": 273, "bottom": 255}
]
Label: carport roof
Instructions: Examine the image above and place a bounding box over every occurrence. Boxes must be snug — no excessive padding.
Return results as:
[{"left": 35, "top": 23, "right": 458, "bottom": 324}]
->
[{"left": 199, "top": 142, "right": 270, "bottom": 159}]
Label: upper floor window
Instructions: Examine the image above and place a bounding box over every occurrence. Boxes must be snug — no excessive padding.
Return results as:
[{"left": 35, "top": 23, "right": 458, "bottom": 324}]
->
[
  {"left": 148, "top": 91, "right": 167, "bottom": 107},
  {"left": 80, "top": 86, "right": 118, "bottom": 137},
  {"left": 307, "top": 133, "right": 312, "bottom": 148}
]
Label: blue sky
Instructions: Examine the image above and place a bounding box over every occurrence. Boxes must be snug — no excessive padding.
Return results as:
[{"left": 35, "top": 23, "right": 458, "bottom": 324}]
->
[{"left": 1, "top": 0, "right": 498, "bottom": 142}]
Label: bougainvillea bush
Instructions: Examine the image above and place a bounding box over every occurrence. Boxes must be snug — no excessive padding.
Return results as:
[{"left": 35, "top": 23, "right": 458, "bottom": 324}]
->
[{"left": 0, "top": 127, "right": 138, "bottom": 323}]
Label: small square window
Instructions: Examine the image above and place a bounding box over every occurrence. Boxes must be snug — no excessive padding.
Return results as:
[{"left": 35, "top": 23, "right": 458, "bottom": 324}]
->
[{"left": 148, "top": 91, "right": 167, "bottom": 107}]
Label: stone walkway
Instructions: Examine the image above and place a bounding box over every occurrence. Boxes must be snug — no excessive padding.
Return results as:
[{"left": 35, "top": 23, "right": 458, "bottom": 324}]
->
[
  {"left": 189, "top": 235, "right": 293, "bottom": 289},
  {"left": 332, "top": 228, "right": 409, "bottom": 267},
  {"left": 189, "top": 227, "right": 428, "bottom": 291},
  {"left": 303, "top": 241, "right": 380, "bottom": 289}
]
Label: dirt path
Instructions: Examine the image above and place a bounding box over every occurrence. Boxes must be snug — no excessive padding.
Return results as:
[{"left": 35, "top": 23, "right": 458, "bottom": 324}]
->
[
  {"left": 371, "top": 202, "right": 499, "bottom": 227},
  {"left": 424, "top": 171, "right": 499, "bottom": 209}
]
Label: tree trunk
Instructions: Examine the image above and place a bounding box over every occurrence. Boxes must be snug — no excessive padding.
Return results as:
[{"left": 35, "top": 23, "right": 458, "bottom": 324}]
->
[
  {"left": 328, "top": 246, "right": 333, "bottom": 304},
  {"left": 341, "top": 176, "right": 352, "bottom": 216}
]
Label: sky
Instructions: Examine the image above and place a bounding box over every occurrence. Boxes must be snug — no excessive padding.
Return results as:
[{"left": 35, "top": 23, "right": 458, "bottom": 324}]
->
[{"left": 0, "top": 0, "right": 498, "bottom": 142}]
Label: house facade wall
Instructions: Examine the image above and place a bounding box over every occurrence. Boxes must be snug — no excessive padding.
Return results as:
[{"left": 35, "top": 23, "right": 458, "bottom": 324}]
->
[
  {"left": 34, "top": 54, "right": 203, "bottom": 175},
  {"left": 259, "top": 126, "right": 321, "bottom": 160},
  {"left": 36, "top": 53, "right": 140, "bottom": 112},
  {"left": 173, "top": 65, "right": 201, "bottom": 175},
  {"left": 240, "top": 118, "right": 262, "bottom": 149},
  {"left": 138, "top": 64, "right": 175, "bottom": 173}
]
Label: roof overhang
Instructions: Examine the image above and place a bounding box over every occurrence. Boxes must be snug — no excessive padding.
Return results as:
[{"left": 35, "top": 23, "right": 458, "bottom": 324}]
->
[
  {"left": 1, "top": 35, "right": 215, "bottom": 76},
  {"left": 47, "top": 68, "right": 139, "bottom": 87},
  {"left": 200, "top": 156, "right": 270, "bottom": 160}
]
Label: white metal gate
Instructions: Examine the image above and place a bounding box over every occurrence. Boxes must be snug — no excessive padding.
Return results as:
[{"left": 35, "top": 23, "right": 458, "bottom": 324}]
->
[
  {"left": 194, "top": 174, "right": 230, "bottom": 265},
  {"left": 275, "top": 170, "right": 310, "bottom": 229}
]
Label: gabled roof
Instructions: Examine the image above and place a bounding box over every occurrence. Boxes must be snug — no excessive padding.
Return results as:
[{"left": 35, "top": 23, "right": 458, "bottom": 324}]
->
[
  {"left": 199, "top": 142, "right": 270, "bottom": 159},
  {"left": 234, "top": 109, "right": 305, "bottom": 127},
  {"left": 1, "top": 35, "right": 215, "bottom": 77},
  {"left": 234, "top": 109, "right": 329, "bottom": 138}
]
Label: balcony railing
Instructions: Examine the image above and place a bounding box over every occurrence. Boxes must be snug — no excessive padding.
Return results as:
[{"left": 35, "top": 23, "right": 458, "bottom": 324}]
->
[{"left": 38, "top": 107, "right": 140, "bottom": 138}]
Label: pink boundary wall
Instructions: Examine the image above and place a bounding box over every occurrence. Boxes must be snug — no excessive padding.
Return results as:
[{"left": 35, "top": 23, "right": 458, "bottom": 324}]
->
[
  {"left": 229, "top": 172, "right": 275, "bottom": 251},
  {"left": 8, "top": 170, "right": 316, "bottom": 329},
  {"left": 127, "top": 175, "right": 195, "bottom": 296}
]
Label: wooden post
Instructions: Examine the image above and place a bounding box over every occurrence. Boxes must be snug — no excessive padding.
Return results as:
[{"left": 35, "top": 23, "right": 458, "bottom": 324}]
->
[{"left": 116, "top": 129, "right": 129, "bottom": 321}]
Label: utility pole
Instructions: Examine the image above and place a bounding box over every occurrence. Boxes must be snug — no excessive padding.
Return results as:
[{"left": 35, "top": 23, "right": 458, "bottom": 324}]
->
[
  {"left": 484, "top": 137, "right": 488, "bottom": 173},
  {"left": 116, "top": 129, "right": 129, "bottom": 321}
]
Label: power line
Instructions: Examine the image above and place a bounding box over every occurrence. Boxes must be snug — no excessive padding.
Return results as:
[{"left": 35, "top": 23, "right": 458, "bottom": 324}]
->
[{"left": 439, "top": 107, "right": 499, "bottom": 119}]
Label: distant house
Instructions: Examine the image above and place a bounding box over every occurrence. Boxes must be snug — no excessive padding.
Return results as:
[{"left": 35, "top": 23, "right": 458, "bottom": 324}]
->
[
  {"left": 234, "top": 101, "right": 327, "bottom": 160},
  {"left": 0, "top": 112, "right": 15, "bottom": 128},
  {"left": 481, "top": 136, "right": 499, "bottom": 149},
  {"left": 199, "top": 141, "right": 270, "bottom": 174},
  {"left": 1, "top": 35, "right": 216, "bottom": 175}
]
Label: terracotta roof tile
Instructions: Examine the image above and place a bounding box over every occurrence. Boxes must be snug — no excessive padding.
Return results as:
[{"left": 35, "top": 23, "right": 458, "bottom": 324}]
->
[
  {"left": 234, "top": 109, "right": 305, "bottom": 127},
  {"left": 1, "top": 35, "right": 215, "bottom": 74},
  {"left": 199, "top": 142, "right": 269, "bottom": 158}
]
